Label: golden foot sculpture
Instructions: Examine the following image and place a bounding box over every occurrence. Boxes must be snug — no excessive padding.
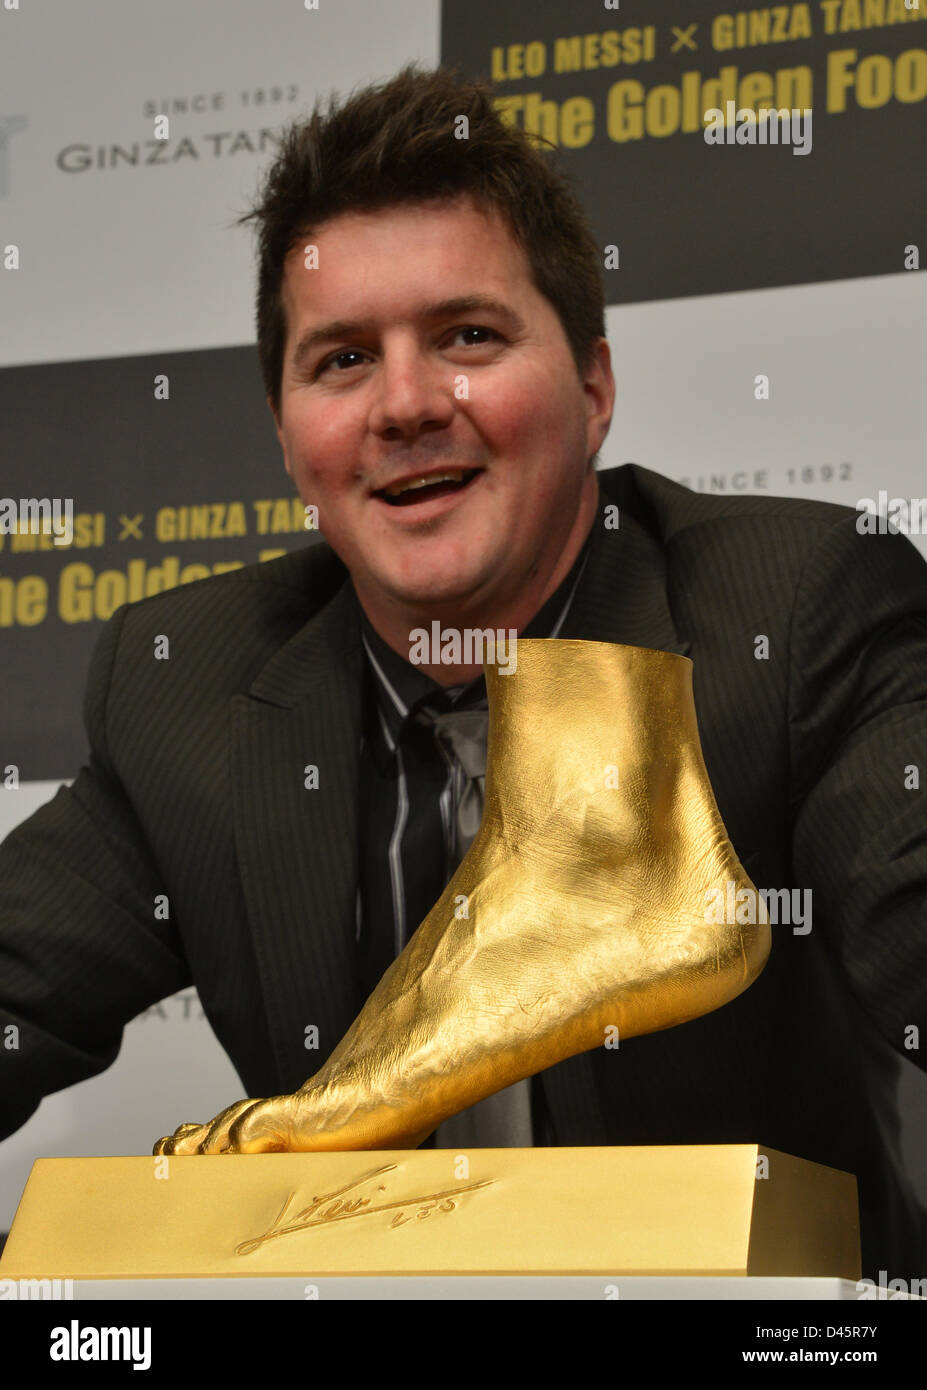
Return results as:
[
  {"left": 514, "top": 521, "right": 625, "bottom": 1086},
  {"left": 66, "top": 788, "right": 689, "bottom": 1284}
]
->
[{"left": 154, "top": 639, "right": 770, "bottom": 1156}]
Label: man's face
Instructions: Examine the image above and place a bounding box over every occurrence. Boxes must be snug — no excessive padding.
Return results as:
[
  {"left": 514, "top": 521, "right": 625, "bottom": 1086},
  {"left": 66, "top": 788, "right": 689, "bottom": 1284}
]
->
[{"left": 271, "top": 195, "right": 613, "bottom": 616}]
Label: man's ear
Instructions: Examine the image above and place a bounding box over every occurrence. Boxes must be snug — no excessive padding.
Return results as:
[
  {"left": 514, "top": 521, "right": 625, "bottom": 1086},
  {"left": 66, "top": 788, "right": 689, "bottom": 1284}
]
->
[
  {"left": 584, "top": 337, "right": 615, "bottom": 460},
  {"left": 267, "top": 396, "right": 292, "bottom": 478}
]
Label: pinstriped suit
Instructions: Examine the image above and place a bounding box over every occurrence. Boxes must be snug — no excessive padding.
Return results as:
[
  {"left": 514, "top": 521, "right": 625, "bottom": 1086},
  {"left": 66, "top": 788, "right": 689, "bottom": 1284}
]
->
[{"left": 2, "top": 462, "right": 926, "bottom": 1272}]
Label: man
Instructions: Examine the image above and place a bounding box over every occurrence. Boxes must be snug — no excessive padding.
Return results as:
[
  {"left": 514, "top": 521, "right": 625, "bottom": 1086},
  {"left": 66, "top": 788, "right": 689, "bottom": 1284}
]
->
[{"left": 1, "top": 64, "right": 925, "bottom": 1276}]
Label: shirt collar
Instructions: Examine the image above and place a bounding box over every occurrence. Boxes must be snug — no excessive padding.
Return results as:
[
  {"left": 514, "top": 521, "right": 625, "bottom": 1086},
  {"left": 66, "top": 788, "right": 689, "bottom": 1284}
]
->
[{"left": 360, "top": 519, "right": 595, "bottom": 747}]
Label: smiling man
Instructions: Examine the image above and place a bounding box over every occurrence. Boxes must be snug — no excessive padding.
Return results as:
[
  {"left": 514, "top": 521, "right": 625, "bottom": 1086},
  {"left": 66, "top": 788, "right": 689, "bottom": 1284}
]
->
[
  {"left": 271, "top": 198, "right": 608, "bottom": 685},
  {"left": 1, "top": 62, "right": 926, "bottom": 1278}
]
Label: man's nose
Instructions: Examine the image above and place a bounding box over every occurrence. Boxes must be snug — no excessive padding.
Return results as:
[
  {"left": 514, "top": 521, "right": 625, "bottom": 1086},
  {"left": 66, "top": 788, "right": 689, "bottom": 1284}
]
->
[{"left": 367, "top": 345, "right": 457, "bottom": 439}]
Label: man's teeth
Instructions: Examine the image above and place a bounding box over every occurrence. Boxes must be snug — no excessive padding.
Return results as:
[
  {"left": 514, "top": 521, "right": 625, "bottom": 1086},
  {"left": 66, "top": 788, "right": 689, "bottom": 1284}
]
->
[{"left": 384, "top": 471, "right": 465, "bottom": 498}]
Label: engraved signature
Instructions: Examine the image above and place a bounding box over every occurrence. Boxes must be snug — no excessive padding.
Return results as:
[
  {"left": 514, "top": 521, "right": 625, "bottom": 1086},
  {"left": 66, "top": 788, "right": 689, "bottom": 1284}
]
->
[{"left": 235, "top": 1163, "right": 495, "bottom": 1255}]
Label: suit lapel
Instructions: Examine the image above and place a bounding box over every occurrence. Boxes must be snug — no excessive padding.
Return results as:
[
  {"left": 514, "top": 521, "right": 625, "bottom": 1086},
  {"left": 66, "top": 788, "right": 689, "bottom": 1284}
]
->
[
  {"left": 231, "top": 578, "right": 366, "bottom": 1092},
  {"left": 540, "top": 468, "right": 690, "bottom": 1144},
  {"left": 560, "top": 468, "right": 690, "bottom": 657}
]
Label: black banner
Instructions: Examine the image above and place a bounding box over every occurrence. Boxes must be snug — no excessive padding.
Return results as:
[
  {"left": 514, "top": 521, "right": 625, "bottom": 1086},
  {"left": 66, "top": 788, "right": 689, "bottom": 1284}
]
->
[
  {"left": 1, "top": 347, "right": 313, "bottom": 777},
  {"left": 441, "top": 0, "right": 925, "bottom": 299}
]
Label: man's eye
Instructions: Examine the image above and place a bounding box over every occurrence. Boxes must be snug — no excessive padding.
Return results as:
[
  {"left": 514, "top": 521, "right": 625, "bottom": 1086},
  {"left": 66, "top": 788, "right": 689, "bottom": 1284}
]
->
[
  {"left": 315, "top": 327, "right": 499, "bottom": 376},
  {"left": 451, "top": 326, "right": 499, "bottom": 347},
  {"left": 317, "top": 349, "right": 367, "bottom": 375}
]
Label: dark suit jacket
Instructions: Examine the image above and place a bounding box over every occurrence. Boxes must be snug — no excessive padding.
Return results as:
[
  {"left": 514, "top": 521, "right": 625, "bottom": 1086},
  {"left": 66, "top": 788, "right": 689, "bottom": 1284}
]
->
[{"left": 3, "top": 463, "right": 927, "bottom": 1273}]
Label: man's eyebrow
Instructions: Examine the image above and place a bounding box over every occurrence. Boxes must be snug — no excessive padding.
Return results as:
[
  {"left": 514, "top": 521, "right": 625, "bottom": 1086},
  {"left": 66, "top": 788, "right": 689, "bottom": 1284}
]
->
[{"left": 289, "top": 296, "right": 526, "bottom": 372}]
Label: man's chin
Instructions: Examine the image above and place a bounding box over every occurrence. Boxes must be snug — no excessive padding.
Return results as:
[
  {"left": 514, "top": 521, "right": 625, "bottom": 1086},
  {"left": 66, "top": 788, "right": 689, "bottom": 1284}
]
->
[{"left": 380, "top": 569, "right": 494, "bottom": 613}]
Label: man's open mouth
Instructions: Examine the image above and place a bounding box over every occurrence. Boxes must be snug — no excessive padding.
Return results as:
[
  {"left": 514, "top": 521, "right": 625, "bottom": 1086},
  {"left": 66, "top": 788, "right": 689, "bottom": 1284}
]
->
[{"left": 374, "top": 468, "right": 482, "bottom": 506}]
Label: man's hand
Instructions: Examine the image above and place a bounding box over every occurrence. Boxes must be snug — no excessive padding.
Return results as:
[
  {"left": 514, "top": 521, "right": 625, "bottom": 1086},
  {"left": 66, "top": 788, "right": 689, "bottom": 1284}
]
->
[{"left": 153, "top": 1096, "right": 296, "bottom": 1155}]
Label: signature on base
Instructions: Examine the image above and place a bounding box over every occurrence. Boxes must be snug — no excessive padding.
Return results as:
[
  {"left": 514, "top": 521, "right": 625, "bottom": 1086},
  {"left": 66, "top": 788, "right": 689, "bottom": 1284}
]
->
[{"left": 236, "top": 1163, "right": 495, "bottom": 1255}]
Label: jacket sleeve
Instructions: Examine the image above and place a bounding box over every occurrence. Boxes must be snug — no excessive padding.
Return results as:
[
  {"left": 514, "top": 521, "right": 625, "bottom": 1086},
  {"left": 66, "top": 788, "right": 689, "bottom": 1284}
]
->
[
  {"left": 0, "top": 604, "right": 192, "bottom": 1141},
  {"left": 789, "top": 514, "right": 927, "bottom": 1069}
]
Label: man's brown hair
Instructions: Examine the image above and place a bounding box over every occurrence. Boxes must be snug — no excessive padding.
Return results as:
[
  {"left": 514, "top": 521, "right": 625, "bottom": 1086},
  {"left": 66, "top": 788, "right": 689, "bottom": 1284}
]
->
[{"left": 237, "top": 62, "right": 607, "bottom": 416}]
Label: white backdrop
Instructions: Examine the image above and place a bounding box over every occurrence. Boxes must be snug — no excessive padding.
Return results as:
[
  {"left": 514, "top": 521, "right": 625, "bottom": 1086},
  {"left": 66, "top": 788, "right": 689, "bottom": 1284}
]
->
[{"left": 1, "top": 0, "right": 925, "bottom": 1230}]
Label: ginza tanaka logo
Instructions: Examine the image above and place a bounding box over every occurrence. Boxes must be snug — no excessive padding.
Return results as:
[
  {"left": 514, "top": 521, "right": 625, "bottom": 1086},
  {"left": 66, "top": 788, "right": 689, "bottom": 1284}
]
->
[{"left": 409, "top": 623, "right": 518, "bottom": 674}]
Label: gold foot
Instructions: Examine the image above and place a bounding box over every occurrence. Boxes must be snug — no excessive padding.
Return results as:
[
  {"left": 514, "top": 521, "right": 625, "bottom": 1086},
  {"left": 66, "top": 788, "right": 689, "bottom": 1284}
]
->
[{"left": 158, "top": 640, "right": 770, "bottom": 1155}]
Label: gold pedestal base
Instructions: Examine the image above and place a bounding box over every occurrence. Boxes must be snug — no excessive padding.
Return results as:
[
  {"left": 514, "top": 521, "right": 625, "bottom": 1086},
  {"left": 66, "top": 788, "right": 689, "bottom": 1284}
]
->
[{"left": 0, "top": 1145, "right": 859, "bottom": 1279}]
